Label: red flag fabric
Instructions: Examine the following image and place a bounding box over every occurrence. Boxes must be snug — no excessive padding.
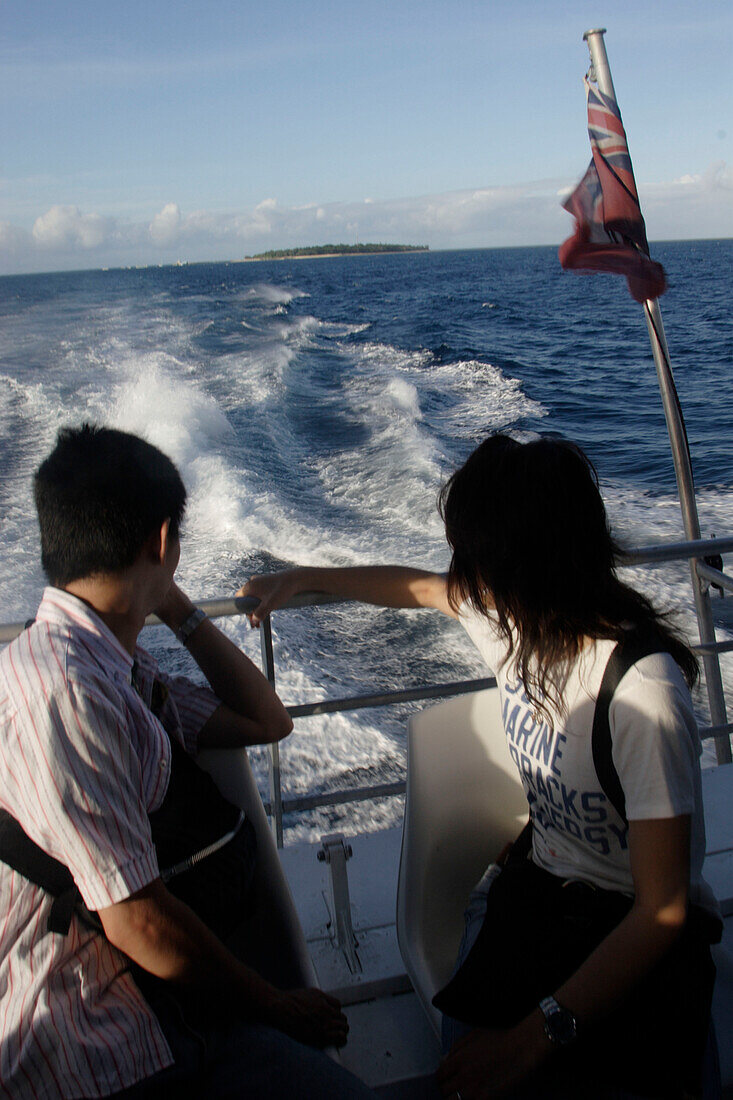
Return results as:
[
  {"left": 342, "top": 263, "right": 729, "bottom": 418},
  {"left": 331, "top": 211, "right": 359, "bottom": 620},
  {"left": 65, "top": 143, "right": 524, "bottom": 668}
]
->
[{"left": 559, "top": 78, "right": 666, "bottom": 303}]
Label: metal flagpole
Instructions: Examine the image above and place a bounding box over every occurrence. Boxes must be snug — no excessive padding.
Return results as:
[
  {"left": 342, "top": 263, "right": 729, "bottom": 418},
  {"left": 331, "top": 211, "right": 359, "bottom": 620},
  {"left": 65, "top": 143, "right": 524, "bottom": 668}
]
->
[{"left": 582, "top": 28, "right": 731, "bottom": 763}]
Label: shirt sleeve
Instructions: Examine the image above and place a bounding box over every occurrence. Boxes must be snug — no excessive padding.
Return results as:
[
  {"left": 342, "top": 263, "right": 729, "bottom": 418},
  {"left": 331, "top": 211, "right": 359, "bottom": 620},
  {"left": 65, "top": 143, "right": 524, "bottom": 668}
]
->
[
  {"left": 6, "top": 676, "right": 160, "bottom": 911},
  {"left": 457, "top": 602, "right": 507, "bottom": 673},
  {"left": 609, "top": 653, "right": 700, "bottom": 822}
]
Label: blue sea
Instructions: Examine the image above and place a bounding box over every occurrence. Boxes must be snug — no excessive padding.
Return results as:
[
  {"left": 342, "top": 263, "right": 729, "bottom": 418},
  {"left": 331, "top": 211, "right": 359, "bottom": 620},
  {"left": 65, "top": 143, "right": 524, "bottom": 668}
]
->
[{"left": 1, "top": 242, "right": 731, "bottom": 838}]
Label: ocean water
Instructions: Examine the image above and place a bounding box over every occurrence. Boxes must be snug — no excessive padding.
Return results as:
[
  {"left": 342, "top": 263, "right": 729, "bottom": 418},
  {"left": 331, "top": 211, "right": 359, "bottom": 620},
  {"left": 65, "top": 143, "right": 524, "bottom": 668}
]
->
[{"left": 1, "top": 242, "right": 731, "bottom": 840}]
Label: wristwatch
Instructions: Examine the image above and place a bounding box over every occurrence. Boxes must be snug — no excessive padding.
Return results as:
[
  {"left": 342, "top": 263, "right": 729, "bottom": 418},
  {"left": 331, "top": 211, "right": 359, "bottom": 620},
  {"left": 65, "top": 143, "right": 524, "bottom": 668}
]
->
[
  {"left": 539, "top": 995, "right": 577, "bottom": 1047},
  {"left": 175, "top": 607, "right": 207, "bottom": 646}
]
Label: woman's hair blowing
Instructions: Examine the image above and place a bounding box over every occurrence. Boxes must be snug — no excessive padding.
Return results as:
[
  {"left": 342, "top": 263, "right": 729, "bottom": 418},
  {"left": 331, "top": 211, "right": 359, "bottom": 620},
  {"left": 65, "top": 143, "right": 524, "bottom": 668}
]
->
[{"left": 439, "top": 434, "right": 698, "bottom": 716}]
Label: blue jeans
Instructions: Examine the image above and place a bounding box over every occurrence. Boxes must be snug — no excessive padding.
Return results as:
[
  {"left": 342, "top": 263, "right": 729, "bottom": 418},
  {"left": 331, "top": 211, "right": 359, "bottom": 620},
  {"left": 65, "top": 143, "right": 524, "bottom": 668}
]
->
[
  {"left": 439, "top": 864, "right": 665, "bottom": 1100},
  {"left": 108, "top": 987, "right": 375, "bottom": 1099}
]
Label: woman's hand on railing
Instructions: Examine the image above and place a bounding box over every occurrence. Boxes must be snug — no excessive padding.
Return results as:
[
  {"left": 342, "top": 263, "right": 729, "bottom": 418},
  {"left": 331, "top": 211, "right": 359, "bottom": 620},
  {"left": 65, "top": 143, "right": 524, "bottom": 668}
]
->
[{"left": 237, "top": 569, "right": 310, "bottom": 627}]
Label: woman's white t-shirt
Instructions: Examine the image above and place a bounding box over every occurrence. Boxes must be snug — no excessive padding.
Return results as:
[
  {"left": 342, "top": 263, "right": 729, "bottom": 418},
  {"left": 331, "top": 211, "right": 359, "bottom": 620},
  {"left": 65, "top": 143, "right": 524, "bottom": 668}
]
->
[{"left": 459, "top": 603, "right": 717, "bottom": 914}]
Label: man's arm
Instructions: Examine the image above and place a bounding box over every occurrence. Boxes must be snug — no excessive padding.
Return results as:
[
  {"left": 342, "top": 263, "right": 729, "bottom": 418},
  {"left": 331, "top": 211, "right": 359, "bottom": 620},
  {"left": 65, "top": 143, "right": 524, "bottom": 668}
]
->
[
  {"left": 237, "top": 565, "right": 457, "bottom": 625},
  {"left": 98, "top": 878, "right": 347, "bottom": 1048},
  {"left": 155, "top": 582, "right": 293, "bottom": 748}
]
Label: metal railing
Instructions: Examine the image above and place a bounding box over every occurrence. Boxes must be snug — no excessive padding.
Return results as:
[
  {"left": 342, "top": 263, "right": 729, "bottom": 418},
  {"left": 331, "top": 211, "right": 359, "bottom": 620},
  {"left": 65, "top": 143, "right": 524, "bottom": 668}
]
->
[
  {"left": 176, "top": 534, "right": 733, "bottom": 845},
  {"left": 1, "top": 535, "right": 732, "bottom": 847},
  {"left": 253, "top": 534, "right": 733, "bottom": 846}
]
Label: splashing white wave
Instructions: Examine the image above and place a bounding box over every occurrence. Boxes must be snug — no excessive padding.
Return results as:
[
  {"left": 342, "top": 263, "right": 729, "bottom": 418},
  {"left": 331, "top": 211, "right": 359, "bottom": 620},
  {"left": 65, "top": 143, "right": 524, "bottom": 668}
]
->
[{"left": 246, "top": 283, "right": 309, "bottom": 305}]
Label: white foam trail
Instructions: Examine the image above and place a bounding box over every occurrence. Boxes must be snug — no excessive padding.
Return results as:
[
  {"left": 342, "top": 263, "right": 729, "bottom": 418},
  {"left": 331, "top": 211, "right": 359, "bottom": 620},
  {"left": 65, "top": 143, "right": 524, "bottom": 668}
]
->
[
  {"left": 107, "top": 357, "right": 232, "bottom": 465},
  {"left": 89, "top": 354, "right": 356, "bottom": 590},
  {"left": 0, "top": 375, "right": 77, "bottom": 616},
  {"left": 306, "top": 343, "right": 546, "bottom": 566},
  {"left": 0, "top": 294, "right": 337, "bottom": 621},
  {"left": 246, "top": 284, "right": 308, "bottom": 305}
]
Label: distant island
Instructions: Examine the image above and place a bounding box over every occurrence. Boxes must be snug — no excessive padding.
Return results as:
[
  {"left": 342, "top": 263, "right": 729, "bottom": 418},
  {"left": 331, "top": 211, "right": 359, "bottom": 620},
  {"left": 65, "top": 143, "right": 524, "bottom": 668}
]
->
[{"left": 245, "top": 243, "right": 429, "bottom": 261}]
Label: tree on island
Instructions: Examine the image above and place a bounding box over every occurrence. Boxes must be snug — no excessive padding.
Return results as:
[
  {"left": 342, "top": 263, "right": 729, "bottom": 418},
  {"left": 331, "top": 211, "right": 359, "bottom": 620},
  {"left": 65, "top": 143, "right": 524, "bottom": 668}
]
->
[{"left": 246, "top": 243, "right": 428, "bottom": 260}]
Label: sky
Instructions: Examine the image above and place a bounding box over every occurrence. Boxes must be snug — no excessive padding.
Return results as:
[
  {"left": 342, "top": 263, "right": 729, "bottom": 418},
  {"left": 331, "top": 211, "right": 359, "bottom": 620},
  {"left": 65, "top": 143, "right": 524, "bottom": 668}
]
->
[{"left": 0, "top": 0, "right": 731, "bottom": 275}]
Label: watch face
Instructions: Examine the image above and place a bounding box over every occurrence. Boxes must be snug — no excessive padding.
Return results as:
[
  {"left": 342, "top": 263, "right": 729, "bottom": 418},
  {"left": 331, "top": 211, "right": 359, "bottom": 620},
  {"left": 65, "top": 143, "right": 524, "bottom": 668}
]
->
[{"left": 543, "top": 1003, "right": 577, "bottom": 1046}]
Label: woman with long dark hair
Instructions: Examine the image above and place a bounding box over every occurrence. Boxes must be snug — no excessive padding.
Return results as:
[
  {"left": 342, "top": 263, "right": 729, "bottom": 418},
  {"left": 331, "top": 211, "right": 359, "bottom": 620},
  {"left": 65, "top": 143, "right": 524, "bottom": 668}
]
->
[{"left": 239, "top": 434, "right": 720, "bottom": 1099}]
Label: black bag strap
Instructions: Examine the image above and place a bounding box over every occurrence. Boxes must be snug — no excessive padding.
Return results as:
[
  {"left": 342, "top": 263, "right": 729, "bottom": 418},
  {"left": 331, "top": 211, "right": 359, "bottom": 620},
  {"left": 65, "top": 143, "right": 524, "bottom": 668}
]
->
[
  {"left": 0, "top": 734, "right": 245, "bottom": 937},
  {"left": 0, "top": 810, "right": 100, "bottom": 934},
  {"left": 0, "top": 613, "right": 95, "bottom": 933},
  {"left": 0, "top": 636, "right": 246, "bottom": 936},
  {"left": 591, "top": 630, "right": 668, "bottom": 823},
  {"left": 591, "top": 632, "right": 723, "bottom": 946},
  {"left": 0, "top": 731, "right": 246, "bottom": 937}
]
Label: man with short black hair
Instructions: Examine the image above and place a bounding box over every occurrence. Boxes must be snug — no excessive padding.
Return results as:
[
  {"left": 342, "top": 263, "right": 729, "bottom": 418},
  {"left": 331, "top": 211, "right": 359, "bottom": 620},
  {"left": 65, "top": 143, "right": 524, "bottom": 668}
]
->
[{"left": 0, "top": 425, "right": 371, "bottom": 1099}]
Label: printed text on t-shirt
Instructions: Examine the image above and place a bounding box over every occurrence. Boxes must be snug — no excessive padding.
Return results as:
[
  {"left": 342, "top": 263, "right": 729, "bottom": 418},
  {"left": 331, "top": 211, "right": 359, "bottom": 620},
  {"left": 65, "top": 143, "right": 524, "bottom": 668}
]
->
[{"left": 502, "top": 680, "right": 628, "bottom": 856}]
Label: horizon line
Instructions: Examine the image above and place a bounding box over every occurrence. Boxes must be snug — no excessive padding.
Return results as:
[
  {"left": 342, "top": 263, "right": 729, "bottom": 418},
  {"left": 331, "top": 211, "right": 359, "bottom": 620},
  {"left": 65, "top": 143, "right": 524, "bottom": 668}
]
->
[{"left": 1, "top": 236, "right": 731, "bottom": 281}]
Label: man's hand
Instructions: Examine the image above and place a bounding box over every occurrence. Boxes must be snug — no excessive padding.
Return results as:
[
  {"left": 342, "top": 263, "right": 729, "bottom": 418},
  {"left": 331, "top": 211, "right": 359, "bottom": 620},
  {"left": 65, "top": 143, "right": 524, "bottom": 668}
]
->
[
  {"left": 437, "top": 1016, "right": 549, "bottom": 1099},
  {"left": 100, "top": 881, "right": 349, "bottom": 1049},
  {"left": 151, "top": 579, "right": 293, "bottom": 746},
  {"left": 267, "top": 988, "right": 349, "bottom": 1049},
  {"left": 154, "top": 578, "right": 196, "bottom": 635}
]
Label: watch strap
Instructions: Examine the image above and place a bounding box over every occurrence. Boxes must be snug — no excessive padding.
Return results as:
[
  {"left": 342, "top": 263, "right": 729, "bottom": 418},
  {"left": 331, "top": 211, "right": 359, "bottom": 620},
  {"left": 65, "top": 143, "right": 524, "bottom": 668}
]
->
[{"left": 175, "top": 607, "right": 207, "bottom": 646}]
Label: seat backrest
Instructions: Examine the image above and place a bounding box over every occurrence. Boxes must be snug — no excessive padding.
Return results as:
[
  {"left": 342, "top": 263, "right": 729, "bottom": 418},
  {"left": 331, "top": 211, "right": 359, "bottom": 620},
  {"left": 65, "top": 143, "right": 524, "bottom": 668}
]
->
[
  {"left": 396, "top": 688, "right": 528, "bottom": 1036},
  {"left": 197, "top": 747, "right": 317, "bottom": 990}
]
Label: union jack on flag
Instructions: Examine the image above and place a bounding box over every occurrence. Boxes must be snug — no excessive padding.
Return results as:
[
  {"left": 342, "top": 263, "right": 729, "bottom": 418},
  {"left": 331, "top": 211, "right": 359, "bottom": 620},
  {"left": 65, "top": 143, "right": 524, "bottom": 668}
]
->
[{"left": 559, "top": 77, "right": 666, "bottom": 302}]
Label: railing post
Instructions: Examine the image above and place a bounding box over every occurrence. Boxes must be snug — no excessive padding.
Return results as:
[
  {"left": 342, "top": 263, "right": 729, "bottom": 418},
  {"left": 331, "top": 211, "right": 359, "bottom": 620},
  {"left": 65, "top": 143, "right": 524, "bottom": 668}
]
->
[
  {"left": 260, "top": 617, "right": 284, "bottom": 847},
  {"left": 643, "top": 300, "right": 731, "bottom": 765},
  {"left": 583, "top": 28, "right": 731, "bottom": 765}
]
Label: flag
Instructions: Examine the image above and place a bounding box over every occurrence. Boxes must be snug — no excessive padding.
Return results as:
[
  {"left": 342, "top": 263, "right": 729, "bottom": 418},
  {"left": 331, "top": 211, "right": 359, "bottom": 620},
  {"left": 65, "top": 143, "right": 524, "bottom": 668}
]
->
[{"left": 559, "top": 78, "right": 666, "bottom": 302}]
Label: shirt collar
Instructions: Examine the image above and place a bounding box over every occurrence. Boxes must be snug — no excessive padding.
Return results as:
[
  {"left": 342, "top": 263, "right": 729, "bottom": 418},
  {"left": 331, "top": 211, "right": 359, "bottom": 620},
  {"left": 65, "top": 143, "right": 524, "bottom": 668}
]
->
[{"left": 36, "top": 586, "right": 135, "bottom": 682}]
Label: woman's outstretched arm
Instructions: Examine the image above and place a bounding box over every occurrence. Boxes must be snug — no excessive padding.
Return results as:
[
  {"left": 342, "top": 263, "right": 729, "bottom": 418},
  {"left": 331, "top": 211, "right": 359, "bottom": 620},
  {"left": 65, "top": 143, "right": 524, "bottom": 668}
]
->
[{"left": 237, "top": 565, "right": 457, "bottom": 624}]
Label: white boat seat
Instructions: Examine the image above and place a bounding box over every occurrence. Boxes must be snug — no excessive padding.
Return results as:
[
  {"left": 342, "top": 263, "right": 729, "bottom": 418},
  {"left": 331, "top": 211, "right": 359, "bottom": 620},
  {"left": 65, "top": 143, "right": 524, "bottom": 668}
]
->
[
  {"left": 396, "top": 691, "right": 731, "bottom": 1097},
  {"left": 396, "top": 688, "right": 529, "bottom": 1037},
  {"left": 197, "top": 747, "right": 317, "bottom": 990}
]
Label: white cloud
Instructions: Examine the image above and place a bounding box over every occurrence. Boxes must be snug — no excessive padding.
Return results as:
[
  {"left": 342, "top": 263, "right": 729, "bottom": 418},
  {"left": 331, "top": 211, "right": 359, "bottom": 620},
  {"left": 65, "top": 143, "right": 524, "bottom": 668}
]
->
[
  {"left": 647, "top": 161, "right": 733, "bottom": 196},
  {"left": 640, "top": 160, "right": 733, "bottom": 240},
  {"left": 149, "top": 202, "right": 182, "bottom": 246},
  {"left": 2, "top": 163, "right": 731, "bottom": 276},
  {"left": 32, "top": 204, "right": 111, "bottom": 249}
]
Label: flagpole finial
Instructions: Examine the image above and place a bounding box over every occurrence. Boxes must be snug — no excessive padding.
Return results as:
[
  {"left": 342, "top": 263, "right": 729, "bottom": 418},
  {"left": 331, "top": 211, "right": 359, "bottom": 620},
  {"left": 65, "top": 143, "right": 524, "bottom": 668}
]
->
[{"left": 582, "top": 28, "right": 616, "bottom": 101}]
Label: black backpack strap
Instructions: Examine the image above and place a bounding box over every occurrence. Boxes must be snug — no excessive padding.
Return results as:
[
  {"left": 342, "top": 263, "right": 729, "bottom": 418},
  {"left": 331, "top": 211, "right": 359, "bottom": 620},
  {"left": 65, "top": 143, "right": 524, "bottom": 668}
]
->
[
  {"left": 2, "top": 639, "right": 250, "bottom": 939},
  {"left": 591, "top": 631, "right": 668, "bottom": 822},
  {"left": 0, "top": 614, "right": 89, "bottom": 936},
  {"left": 0, "top": 809, "right": 93, "bottom": 934}
]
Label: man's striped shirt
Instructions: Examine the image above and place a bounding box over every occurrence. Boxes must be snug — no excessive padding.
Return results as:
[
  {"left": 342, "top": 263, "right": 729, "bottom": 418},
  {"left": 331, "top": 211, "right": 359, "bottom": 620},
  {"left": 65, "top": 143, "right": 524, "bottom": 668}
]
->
[{"left": 0, "top": 588, "right": 219, "bottom": 1099}]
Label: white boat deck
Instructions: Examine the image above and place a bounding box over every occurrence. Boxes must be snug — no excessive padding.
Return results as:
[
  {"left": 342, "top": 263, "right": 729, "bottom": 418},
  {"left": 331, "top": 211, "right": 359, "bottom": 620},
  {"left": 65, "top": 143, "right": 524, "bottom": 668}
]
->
[
  {"left": 280, "top": 763, "right": 733, "bottom": 1096},
  {"left": 281, "top": 828, "right": 441, "bottom": 1094}
]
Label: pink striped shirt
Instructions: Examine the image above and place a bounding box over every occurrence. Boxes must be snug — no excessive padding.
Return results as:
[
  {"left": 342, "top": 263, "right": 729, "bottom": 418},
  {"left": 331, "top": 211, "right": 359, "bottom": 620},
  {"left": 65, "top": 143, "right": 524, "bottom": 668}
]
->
[{"left": 0, "top": 588, "right": 219, "bottom": 1099}]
